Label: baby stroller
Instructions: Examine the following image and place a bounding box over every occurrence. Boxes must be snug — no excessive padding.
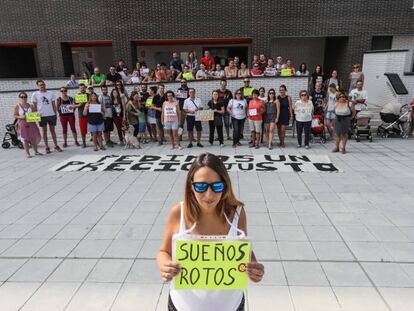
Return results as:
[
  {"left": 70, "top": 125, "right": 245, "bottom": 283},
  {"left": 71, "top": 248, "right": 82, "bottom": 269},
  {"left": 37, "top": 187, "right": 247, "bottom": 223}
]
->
[
  {"left": 353, "top": 110, "right": 373, "bottom": 142},
  {"left": 377, "top": 103, "right": 412, "bottom": 138},
  {"left": 2, "top": 120, "right": 23, "bottom": 149},
  {"left": 310, "top": 114, "right": 327, "bottom": 144}
]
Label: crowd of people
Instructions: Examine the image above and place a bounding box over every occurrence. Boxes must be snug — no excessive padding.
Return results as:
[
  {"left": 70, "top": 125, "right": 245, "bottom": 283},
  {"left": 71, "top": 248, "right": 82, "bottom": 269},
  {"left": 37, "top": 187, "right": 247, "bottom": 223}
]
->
[{"left": 12, "top": 50, "right": 381, "bottom": 158}]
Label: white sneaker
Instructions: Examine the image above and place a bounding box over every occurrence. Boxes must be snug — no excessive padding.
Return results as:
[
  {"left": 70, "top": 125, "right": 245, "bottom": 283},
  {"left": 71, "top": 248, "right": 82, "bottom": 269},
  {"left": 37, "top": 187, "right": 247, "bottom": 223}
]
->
[
  {"left": 305, "top": 145, "right": 310, "bottom": 149},
  {"left": 297, "top": 144, "right": 302, "bottom": 148},
  {"left": 220, "top": 144, "right": 224, "bottom": 147}
]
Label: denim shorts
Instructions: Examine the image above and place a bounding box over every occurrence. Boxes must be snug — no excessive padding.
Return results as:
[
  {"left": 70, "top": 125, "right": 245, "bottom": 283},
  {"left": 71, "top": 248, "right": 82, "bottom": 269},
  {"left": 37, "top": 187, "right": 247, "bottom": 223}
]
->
[
  {"left": 164, "top": 121, "right": 179, "bottom": 130},
  {"left": 88, "top": 122, "right": 105, "bottom": 133},
  {"left": 138, "top": 122, "right": 146, "bottom": 133}
]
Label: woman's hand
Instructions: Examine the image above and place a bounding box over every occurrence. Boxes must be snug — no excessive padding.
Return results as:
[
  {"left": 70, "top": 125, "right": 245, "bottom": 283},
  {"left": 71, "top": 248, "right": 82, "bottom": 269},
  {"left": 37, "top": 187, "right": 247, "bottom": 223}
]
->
[
  {"left": 159, "top": 260, "right": 181, "bottom": 282},
  {"left": 246, "top": 262, "right": 264, "bottom": 283}
]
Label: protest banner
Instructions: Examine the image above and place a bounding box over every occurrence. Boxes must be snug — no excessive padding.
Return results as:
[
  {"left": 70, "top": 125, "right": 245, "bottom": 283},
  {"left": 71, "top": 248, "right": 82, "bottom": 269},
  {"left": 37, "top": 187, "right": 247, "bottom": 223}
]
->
[
  {"left": 174, "top": 239, "right": 251, "bottom": 290},
  {"left": 25, "top": 112, "right": 41, "bottom": 122},
  {"left": 195, "top": 110, "right": 214, "bottom": 121}
]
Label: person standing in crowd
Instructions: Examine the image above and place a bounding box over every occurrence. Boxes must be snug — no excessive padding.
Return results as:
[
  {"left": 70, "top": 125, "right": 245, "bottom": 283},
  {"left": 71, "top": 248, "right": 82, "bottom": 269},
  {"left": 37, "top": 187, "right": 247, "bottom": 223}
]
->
[
  {"left": 238, "top": 61, "right": 250, "bottom": 78},
  {"left": 277, "top": 84, "right": 293, "bottom": 147},
  {"left": 327, "top": 69, "right": 343, "bottom": 91},
  {"left": 90, "top": 67, "right": 106, "bottom": 86},
  {"left": 247, "top": 89, "right": 264, "bottom": 149},
  {"left": 200, "top": 50, "right": 215, "bottom": 71},
  {"left": 285, "top": 59, "right": 296, "bottom": 76},
  {"left": 146, "top": 86, "right": 158, "bottom": 142},
  {"left": 310, "top": 64, "right": 326, "bottom": 89},
  {"left": 207, "top": 90, "right": 225, "bottom": 146},
  {"left": 183, "top": 88, "right": 204, "bottom": 148},
  {"left": 111, "top": 88, "right": 126, "bottom": 145},
  {"left": 126, "top": 92, "right": 142, "bottom": 149},
  {"left": 185, "top": 51, "right": 198, "bottom": 74},
  {"left": 217, "top": 79, "right": 233, "bottom": 141},
  {"left": 127, "top": 69, "right": 141, "bottom": 84},
  {"left": 349, "top": 63, "right": 364, "bottom": 93},
  {"left": 196, "top": 63, "right": 209, "bottom": 80},
  {"left": 258, "top": 87, "right": 266, "bottom": 102},
  {"left": 251, "top": 63, "right": 264, "bottom": 77},
  {"left": 66, "top": 74, "right": 79, "bottom": 88},
  {"left": 156, "top": 63, "right": 169, "bottom": 82},
  {"left": 176, "top": 79, "right": 189, "bottom": 139},
  {"left": 296, "top": 63, "right": 309, "bottom": 76},
  {"left": 73, "top": 83, "right": 89, "bottom": 148},
  {"left": 264, "top": 58, "right": 277, "bottom": 77},
  {"left": 333, "top": 91, "right": 355, "bottom": 154},
  {"left": 252, "top": 54, "right": 259, "bottom": 67},
  {"left": 106, "top": 65, "right": 122, "bottom": 85},
  {"left": 275, "top": 56, "right": 286, "bottom": 74},
  {"left": 83, "top": 92, "right": 105, "bottom": 151},
  {"left": 142, "top": 69, "right": 157, "bottom": 83},
  {"left": 295, "top": 90, "right": 314, "bottom": 149},
  {"left": 224, "top": 58, "right": 238, "bottom": 78},
  {"left": 211, "top": 63, "right": 225, "bottom": 79},
  {"left": 349, "top": 80, "right": 368, "bottom": 112},
  {"left": 310, "top": 82, "right": 326, "bottom": 115},
  {"left": 162, "top": 90, "right": 182, "bottom": 150},
  {"left": 176, "top": 65, "right": 195, "bottom": 81},
  {"left": 264, "top": 88, "right": 279, "bottom": 150},
  {"left": 13, "top": 92, "right": 42, "bottom": 158},
  {"left": 80, "top": 72, "right": 90, "bottom": 86},
  {"left": 115, "top": 80, "right": 129, "bottom": 100},
  {"left": 140, "top": 84, "right": 149, "bottom": 101},
  {"left": 170, "top": 51, "right": 184, "bottom": 72},
  {"left": 31, "top": 80, "right": 62, "bottom": 153},
  {"left": 157, "top": 153, "right": 264, "bottom": 311},
  {"left": 120, "top": 67, "right": 132, "bottom": 84},
  {"left": 258, "top": 54, "right": 267, "bottom": 72},
  {"left": 116, "top": 59, "right": 126, "bottom": 73},
  {"left": 57, "top": 87, "right": 79, "bottom": 147},
  {"left": 227, "top": 90, "right": 247, "bottom": 147},
  {"left": 139, "top": 62, "right": 150, "bottom": 78},
  {"left": 137, "top": 95, "right": 147, "bottom": 144},
  {"left": 99, "top": 86, "right": 116, "bottom": 147},
  {"left": 153, "top": 84, "right": 166, "bottom": 145},
  {"left": 233, "top": 56, "right": 241, "bottom": 68},
  {"left": 325, "top": 84, "right": 338, "bottom": 140}
]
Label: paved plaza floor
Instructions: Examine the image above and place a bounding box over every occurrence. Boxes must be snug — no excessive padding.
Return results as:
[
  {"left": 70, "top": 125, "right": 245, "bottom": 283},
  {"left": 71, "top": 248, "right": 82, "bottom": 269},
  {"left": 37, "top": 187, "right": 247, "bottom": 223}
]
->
[{"left": 0, "top": 135, "right": 414, "bottom": 311}]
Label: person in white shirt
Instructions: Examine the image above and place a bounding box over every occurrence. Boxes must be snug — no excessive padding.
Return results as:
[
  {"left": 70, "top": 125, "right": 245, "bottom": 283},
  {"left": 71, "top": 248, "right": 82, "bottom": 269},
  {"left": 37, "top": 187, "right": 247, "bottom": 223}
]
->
[
  {"left": 227, "top": 90, "right": 248, "bottom": 147},
  {"left": 349, "top": 80, "right": 368, "bottom": 112},
  {"left": 196, "top": 63, "right": 209, "bottom": 80},
  {"left": 294, "top": 90, "right": 314, "bottom": 149},
  {"left": 183, "top": 88, "right": 204, "bottom": 148},
  {"left": 31, "top": 80, "right": 62, "bottom": 154}
]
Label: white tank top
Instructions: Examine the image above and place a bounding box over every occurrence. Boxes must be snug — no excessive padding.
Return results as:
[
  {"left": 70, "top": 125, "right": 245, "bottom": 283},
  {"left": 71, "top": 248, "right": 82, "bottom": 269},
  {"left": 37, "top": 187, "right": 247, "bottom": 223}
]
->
[
  {"left": 170, "top": 203, "right": 245, "bottom": 311},
  {"left": 17, "top": 103, "right": 33, "bottom": 116}
]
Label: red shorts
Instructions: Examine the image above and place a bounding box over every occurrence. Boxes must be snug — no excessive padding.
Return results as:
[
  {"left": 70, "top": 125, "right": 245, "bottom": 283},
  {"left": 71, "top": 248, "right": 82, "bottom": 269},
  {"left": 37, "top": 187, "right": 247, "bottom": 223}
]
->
[
  {"left": 79, "top": 117, "right": 88, "bottom": 136},
  {"left": 59, "top": 114, "right": 77, "bottom": 134}
]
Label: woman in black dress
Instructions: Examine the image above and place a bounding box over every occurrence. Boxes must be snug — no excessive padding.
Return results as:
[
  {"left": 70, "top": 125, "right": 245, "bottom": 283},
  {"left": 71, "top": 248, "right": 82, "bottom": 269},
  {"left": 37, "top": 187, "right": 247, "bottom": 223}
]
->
[{"left": 276, "top": 85, "right": 293, "bottom": 147}]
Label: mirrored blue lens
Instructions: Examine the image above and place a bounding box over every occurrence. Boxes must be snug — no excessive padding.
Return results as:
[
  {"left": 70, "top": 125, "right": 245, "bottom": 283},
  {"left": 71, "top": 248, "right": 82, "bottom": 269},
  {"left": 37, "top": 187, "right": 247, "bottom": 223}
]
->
[
  {"left": 193, "top": 182, "right": 208, "bottom": 193},
  {"left": 211, "top": 182, "right": 225, "bottom": 193}
]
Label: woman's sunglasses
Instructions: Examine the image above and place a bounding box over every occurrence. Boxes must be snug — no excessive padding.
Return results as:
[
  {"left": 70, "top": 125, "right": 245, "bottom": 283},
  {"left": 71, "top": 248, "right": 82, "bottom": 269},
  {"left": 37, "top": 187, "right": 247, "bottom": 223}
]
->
[
  {"left": 300, "top": 94, "right": 307, "bottom": 97},
  {"left": 19, "top": 95, "right": 27, "bottom": 99},
  {"left": 192, "top": 182, "right": 225, "bottom": 193}
]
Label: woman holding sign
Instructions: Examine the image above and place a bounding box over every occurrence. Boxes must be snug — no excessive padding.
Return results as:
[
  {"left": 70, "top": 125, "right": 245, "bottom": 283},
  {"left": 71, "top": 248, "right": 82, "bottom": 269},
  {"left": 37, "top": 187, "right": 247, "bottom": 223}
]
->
[
  {"left": 157, "top": 153, "right": 264, "bottom": 311},
  {"left": 57, "top": 87, "right": 80, "bottom": 148},
  {"left": 13, "top": 92, "right": 42, "bottom": 158},
  {"left": 83, "top": 92, "right": 106, "bottom": 151},
  {"left": 207, "top": 91, "right": 224, "bottom": 146},
  {"left": 161, "top": 90, "right": 182, "bottom": 150}
]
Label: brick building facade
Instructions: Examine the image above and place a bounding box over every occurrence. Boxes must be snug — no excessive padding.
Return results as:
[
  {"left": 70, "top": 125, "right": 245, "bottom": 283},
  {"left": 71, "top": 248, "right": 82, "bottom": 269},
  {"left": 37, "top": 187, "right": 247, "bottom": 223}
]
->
[{"left": 0, "top": 0, "right": 413, "bottom": 81}]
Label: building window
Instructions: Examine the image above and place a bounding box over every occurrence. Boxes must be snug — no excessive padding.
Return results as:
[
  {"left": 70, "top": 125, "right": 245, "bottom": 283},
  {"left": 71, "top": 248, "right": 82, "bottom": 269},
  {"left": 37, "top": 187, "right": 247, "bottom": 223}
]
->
[{"left": 371, "top": 36, "right": 393, "bottom": 50}]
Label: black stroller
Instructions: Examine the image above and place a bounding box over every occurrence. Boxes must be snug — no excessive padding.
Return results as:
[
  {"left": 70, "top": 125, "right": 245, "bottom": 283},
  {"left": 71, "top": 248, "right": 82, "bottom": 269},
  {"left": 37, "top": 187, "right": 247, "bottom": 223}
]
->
[
  {"left": 377, "top": 103, "right": 412, "bottom": 139},
  {"left": 2, "top": 119, "right": 24, "bottom": 149}
]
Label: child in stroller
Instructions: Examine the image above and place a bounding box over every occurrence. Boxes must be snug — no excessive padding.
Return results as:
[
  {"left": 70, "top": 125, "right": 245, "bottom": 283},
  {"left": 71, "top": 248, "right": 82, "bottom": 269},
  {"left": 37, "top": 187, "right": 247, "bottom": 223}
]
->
[
  {"left": 310, "top": 102, "right": 327, "bottom": 144},
  {"left": 377, "top": 102, "right": 412, "bottom": 138},
  {"left": 2, "top": 119, "right": 24, "bottom": 149}
]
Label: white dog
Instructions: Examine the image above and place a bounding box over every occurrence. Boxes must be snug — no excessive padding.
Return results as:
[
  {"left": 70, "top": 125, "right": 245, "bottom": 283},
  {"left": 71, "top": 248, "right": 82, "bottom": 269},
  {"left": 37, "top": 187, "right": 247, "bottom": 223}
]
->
[{"left": 123, "top": 125, "right": 141, "bottom": 149}]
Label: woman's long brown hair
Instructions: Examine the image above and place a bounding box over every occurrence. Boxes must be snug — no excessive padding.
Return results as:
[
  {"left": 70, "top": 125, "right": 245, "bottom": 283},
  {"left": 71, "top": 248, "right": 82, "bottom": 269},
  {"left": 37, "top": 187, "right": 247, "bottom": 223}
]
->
[{"left": 183, "top": 153, "right": 244, "bottom": 224}]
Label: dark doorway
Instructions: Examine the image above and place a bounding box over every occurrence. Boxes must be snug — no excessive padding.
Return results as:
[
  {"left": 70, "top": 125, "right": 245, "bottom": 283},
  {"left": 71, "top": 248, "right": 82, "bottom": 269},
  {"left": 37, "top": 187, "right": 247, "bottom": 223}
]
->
[
  {"left": 203, "top": 46, "right": 249, "bottom": 67},
  {"left": 0, "top": 46, "right": 38, "bottom": 78},
  {"left": 323, "top": 37, "right": 349, "bottom": 80}
]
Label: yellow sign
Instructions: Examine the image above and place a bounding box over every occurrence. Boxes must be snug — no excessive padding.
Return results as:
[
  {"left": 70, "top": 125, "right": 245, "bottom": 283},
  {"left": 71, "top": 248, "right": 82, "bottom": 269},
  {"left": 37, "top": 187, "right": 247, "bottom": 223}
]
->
[
  {"left": 195, "top": 110, "right": 214, "bottom": 121},
  {"left": 75, "top": 93, "right": 88, "bottom": 104},
  {"left": 25, "top": 112, "right": 41, "bottom": 122},
  {"left": 280, "top": 68, "right": 292, "bottom": 77},
  {"left": 183, "top": 72, "right": 194, "bottom": 80},
  {"left": 78, "top": 79, "right": 89, "bottom": 86},
  {"left": 146, "top": 98, "right": 153, "bottom": 108},
  {"left": 243, "top": 87, "right": 253, "bottom": 97},
  {"left": 174, "top": 240, "right": 250, "bottom": 290}
]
